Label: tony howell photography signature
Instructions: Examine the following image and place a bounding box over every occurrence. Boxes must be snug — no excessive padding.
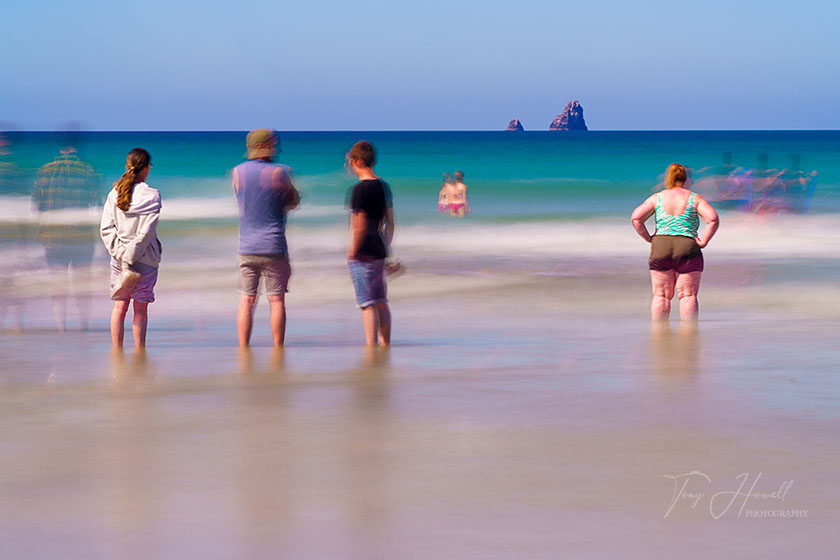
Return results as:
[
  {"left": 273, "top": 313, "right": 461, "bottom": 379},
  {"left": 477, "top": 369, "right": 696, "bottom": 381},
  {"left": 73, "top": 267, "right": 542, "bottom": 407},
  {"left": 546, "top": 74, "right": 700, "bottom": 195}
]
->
[{"left": 663, "top": 471, "right": 808, "bottom": 519}]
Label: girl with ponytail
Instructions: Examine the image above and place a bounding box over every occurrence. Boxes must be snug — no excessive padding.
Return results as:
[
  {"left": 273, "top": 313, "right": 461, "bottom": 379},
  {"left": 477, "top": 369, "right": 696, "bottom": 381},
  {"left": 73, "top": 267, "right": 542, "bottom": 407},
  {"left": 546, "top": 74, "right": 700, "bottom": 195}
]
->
[{"left": 100, "top": 148, "right": 162, "bottom": 349}]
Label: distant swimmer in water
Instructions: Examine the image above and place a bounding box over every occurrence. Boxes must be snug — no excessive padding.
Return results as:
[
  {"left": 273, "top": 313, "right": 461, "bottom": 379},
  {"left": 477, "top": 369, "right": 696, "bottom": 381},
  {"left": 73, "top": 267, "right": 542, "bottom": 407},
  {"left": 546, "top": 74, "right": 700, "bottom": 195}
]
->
[
  {"left": 448, "top": 171, "right": 470, "bottom": 217},
  {"left": 631, "top": 163, "right": 719, "bottom": 321},
  {"left": 438, "top": 173, "right": 452, "bottom": 212}
]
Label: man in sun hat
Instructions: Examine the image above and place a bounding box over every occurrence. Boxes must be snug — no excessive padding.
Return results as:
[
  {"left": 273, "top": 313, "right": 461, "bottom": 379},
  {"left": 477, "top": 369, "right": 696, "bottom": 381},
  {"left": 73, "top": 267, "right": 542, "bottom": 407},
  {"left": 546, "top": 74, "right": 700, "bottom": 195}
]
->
[{"left": 232, "top": 129, "right": 300, "bottom": 347}]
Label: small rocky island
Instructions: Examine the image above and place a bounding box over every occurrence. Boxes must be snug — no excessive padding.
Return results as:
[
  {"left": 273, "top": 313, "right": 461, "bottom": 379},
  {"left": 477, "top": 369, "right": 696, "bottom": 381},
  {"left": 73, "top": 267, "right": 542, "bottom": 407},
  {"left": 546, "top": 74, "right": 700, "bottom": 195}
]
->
[
  {"left": 506, "top": 118, "right": 524, "bottom": 131},
  {"left": 549, "top": 101, "right": 587, "bottom": 131}
]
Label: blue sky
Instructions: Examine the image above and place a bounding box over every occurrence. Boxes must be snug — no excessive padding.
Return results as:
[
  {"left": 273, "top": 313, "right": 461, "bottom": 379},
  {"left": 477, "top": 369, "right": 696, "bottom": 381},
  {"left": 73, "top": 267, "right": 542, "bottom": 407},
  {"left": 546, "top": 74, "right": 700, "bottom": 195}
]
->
[{"left": 1, "top": 0, "right": 837, "bottom": 130}]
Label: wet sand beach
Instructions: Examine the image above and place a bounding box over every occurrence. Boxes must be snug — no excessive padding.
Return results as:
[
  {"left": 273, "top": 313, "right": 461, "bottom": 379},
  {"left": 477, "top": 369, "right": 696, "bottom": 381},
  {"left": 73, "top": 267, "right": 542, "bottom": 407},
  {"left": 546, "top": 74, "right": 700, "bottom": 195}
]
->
[{"left": 1, "top": 218, "right": 839, "bottom": 558}]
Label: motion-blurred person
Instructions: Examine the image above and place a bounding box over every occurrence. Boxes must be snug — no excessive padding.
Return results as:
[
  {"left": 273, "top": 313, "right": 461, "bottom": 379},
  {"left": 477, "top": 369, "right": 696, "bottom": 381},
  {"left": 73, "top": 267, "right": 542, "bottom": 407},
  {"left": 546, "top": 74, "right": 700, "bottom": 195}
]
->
[
  {"left": 749, "top": 152, "right": 777, "bottom": 203},
  {"left": 695, "top": 152, "right": 750, "bottom": 210},
  {"left": 232, "top": 129, "right": 300, "bottom": 347},
  {"left": 346, "top": 141, "right": 395, "bottom": 346},
  {"left": 449, "top": 170, "right": 470, "bottom": 217},
  {"left": 437, "top": 173, "right": 452, "bottom": 212},
  {"left": 0, "top": 127, "right": 28, "bottom": 331},
  {"left": 631, "top": 163, "right": 719, "bottom": 321},
  {"left": 100, "top": 148, "right": 162, "bottom": 350},
  {"left": 754, "top": 154, "right": 818, "bottom": 214},
  {"left": 32, "top": 129, "right": 101, "bottom": 331}
]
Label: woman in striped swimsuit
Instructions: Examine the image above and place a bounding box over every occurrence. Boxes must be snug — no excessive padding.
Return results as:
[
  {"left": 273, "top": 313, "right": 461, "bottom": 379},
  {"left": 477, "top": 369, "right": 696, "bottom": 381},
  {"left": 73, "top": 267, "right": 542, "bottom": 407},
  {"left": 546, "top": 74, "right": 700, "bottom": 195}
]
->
[{"left": 631, "top": 163, "right": 720, "bottom": 320}]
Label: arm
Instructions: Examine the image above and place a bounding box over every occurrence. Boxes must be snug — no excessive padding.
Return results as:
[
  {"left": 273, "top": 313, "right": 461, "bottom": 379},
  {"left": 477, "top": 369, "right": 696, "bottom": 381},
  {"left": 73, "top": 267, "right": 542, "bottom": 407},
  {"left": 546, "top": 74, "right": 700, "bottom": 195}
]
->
[
  {"left": 275, "top": 166, "right": 300, "bottom": 210},
  {"left": 694, "top": 195, "right": 719, "bottom": 248},
  {"left": 630, "top": 196, "right": 656, "bottom": 242},
  {"left": 463, "top": 185, "right": 470, "bottom": 213},
  {"left": 348, "top": 210, "right": 367, "bottom": 260},
  {"left": 100, "top": 196, "right": 121, "bottom": 259},
  {"left": 381, "top": 207, "right": 395, "bottom": 251},
  {"left": 232, "top": 167, "right": 239, "bottom": 195},
  {"left": 122, "top": 211, "right": 160, "bottom": 265},
  {"left": 32, "top": 169, "right": 46, "bottom": 212}
]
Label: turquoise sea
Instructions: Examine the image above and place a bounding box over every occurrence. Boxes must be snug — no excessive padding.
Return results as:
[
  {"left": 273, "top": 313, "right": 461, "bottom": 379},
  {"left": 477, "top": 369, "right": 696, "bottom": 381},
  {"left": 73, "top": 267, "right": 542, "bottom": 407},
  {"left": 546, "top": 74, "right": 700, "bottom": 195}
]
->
[{"left": 2, "top": 130, "right": 839, "bottom": 223}]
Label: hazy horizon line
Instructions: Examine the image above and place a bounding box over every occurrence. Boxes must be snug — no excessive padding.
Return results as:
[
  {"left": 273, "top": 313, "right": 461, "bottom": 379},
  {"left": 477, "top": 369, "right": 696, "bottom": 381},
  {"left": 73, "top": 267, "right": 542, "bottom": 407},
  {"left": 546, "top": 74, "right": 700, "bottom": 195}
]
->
[{"left": 5, "top": 128, "right": 840, "bottom": 133}]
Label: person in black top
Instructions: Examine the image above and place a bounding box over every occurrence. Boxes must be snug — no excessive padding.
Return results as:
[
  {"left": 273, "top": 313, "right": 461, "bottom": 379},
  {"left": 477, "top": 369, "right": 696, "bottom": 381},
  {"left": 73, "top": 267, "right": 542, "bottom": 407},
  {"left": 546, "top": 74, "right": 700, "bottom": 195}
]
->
[{"left": 346, "top": 141, "right": 395, "bottom": 346}]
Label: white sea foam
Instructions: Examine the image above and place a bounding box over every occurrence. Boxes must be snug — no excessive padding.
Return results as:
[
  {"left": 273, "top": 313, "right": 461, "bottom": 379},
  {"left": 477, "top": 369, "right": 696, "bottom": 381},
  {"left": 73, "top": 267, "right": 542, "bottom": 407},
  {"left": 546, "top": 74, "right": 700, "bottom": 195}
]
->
[
  {"left": 379, "top": 214, "right": 840, "bottom": 260},
  {"left": 3, "top": 193, "right": 838, "bottom": 261},
  {"left": 0, "top": 195, "right": 346, "bottom": 223}
]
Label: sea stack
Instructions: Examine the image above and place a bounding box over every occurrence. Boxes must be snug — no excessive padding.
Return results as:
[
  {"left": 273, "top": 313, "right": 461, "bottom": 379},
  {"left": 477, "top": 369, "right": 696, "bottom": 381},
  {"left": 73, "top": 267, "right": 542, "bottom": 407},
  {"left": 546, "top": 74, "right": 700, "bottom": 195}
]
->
[
  {"left": 549, "top": 101, "right": 587, "bottom": 131},
  {"left": 506, "top": 118, "right": 524, "bottom": 131}
]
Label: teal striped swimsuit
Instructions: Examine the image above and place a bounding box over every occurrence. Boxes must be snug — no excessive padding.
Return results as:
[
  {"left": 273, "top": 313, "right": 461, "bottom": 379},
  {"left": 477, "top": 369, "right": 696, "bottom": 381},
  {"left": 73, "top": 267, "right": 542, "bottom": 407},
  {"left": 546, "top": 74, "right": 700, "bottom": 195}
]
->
[{"left": 654, "top": 192, "right": 699, "bottom": 237}]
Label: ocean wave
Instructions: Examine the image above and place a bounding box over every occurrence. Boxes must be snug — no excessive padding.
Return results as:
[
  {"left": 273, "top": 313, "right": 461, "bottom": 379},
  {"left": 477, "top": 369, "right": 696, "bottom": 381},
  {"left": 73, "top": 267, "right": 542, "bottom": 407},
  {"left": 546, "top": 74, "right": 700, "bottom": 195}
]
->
[
  {"left": 0, "top": 195, "right": 346, "bottom": 223},
  {"left": 3, "top": 192, "right": 838, "bottom": 261}
]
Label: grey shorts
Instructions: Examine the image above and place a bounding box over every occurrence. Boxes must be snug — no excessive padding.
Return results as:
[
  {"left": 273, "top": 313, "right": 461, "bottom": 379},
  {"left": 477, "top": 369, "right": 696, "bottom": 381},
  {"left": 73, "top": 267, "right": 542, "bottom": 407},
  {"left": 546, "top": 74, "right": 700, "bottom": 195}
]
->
[
  {"left": 110, "top": 258, "right": 158, "bottom": 303},
  {"left": 239, "top": 254, "right": 291, "bottom": 296}
]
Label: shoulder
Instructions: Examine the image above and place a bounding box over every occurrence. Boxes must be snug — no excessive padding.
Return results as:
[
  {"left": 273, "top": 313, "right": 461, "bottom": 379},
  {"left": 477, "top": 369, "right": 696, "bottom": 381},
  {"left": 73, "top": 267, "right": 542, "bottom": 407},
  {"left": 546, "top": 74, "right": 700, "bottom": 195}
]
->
[
  {"left": 138, "top": 182, "right": 162, "bottom": 202},
  {"left": 37, "top": 160, "right": 59, "bottom": 174}
]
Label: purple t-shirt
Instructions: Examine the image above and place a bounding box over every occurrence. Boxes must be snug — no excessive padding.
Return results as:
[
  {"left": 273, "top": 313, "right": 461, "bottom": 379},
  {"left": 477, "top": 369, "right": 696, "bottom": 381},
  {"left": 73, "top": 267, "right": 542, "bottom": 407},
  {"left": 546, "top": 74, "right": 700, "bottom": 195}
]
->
[{"left": 233, "top": 159, "right": 294, "bottom": 255}]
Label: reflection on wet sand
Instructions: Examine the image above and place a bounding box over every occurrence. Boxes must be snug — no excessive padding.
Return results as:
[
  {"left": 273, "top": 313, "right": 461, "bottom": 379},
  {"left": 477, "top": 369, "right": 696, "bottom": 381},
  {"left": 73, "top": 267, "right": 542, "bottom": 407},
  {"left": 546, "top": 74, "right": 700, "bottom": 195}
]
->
[{"left": 648, "top": 320, "right": 701, "bottom": 382}]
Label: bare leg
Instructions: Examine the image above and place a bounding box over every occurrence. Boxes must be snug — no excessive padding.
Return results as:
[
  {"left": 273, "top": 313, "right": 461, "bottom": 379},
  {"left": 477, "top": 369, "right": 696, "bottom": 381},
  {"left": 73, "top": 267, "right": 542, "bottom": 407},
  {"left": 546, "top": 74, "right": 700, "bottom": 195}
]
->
[
  {"left": 650, "top": 269, "right": 676, "bottom": 321},
  {"left": 675, "top": 271, "right": 702, "bottom": 320},
  {"left": 48, "top": 264, "right": 69, "bottom": 332},
  {"left": 361, "top": 306, "right": 379, "bottom": 346},
  {"left": 73, "top": 264, "right": 93, "bottom": 331},
  {"left": 267, "top": 294, "right": 286, "bottom": 347},
  {"left": 110, "top": 300, "right": 130, "bottom": 348},
  {"left": 374, "top": 301, "right": 391, "bottom": 346},
  {"left": 132, "top": 301, "right": 149, "bottom": 349},
  {"left": 51, "top": 295, "right": 67, "bottom": 333},
  {"left": 237, "top": 295, "right": 257, "bottom": 347}
]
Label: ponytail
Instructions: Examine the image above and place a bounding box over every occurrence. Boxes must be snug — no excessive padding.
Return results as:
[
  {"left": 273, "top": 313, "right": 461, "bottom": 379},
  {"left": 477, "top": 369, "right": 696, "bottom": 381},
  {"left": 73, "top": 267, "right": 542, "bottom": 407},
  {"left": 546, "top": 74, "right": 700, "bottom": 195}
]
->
[{"left": 114, "top": 148, "right": 151, "bottom": 211}]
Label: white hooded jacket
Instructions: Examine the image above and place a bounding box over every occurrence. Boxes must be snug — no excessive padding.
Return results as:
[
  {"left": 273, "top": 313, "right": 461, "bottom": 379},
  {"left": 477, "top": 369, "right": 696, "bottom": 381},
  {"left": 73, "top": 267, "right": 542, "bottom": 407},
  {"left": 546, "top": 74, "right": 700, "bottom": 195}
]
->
[{"left": 100, "top": 182, "right": 162, "bottom": 267}]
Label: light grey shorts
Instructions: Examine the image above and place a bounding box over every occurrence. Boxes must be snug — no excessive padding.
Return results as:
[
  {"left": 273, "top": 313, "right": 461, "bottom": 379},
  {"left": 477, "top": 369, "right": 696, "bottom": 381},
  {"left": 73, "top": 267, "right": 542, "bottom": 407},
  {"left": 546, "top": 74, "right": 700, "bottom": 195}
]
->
[
  {"left": 239, "top": 254, "right": 291, "bottom": 296},
  {"left": 110, "top": 258, "right": 158, "bottom": 303}
]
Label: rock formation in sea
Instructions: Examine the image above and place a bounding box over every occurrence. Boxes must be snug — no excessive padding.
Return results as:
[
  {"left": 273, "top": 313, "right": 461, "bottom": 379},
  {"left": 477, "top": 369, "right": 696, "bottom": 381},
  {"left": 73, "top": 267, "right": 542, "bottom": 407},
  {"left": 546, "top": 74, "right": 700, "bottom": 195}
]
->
[
  {"left": 549, "top": 101, "right": 587, "bottom": 131},
  {"left": 506, "top": 118, "right": 524, "bottom": 131}
]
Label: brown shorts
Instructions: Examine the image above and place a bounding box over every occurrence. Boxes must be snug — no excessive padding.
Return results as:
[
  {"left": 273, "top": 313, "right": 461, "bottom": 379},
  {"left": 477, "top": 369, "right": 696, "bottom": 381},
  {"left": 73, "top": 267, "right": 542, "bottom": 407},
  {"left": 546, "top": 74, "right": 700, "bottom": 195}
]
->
[
  {"left": 239, "top": 254, "right": 291, "bottom": 296},
  {"left": 648, "top": 235, "right": 704, "bottom": 273}
]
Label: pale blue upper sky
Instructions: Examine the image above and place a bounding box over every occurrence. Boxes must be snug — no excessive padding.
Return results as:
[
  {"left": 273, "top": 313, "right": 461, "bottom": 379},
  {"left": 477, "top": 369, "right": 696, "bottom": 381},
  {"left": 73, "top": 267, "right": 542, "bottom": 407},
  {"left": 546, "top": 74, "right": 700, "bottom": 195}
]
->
[{"left": 1, "top": 0, "right": 837, "bottom": 130}]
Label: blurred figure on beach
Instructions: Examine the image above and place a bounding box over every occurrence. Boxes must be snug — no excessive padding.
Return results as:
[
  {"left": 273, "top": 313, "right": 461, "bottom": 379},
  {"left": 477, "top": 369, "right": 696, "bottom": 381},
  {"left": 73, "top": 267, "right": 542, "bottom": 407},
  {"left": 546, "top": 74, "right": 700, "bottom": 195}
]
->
[
  {"left": 346, "top": 141, "right": 395, "bottom": 346},
  {"left": 232, "top": 129, "right": 300, "bottom": 347},
  {"left": 754, "top": 153, "right": 818, "bottom": 214},
  {"left": 694, "top": 152, "right": 751, "bottom": 210},
  {"left": 748, "top": 152, "right": 777, "bottom": 204},
  {"left": 0, "top": 125, "right": 28, "bottom": 331},
  {"left": 449, "top": 171, "right": 470, "bottom": 217},
  {"left": 436, "top": 171, "right": 469, "bottom": 217},
  {"left": 437, "top": 173, "right": 453, "bottom": 213},
  {"left": 32, "top": 127, "right": 101, "bottom": 331},
  {"left": 631, "top": 163, "right": 719, "bottom": 321},
  {"left": 100, "top": 148, "right": 161, "bottom": 350}
]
